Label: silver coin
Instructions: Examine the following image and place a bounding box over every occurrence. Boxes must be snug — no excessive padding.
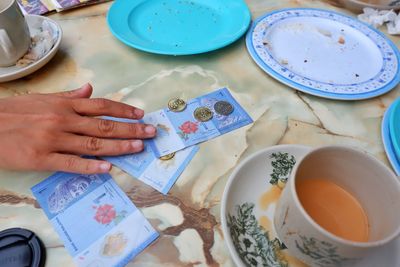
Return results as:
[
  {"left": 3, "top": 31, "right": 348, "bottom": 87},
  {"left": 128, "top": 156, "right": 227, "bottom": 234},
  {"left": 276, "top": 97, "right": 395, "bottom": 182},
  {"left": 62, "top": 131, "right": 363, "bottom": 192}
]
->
[{"left": 214, "top": 101, "right": 234, "bottom": 116}]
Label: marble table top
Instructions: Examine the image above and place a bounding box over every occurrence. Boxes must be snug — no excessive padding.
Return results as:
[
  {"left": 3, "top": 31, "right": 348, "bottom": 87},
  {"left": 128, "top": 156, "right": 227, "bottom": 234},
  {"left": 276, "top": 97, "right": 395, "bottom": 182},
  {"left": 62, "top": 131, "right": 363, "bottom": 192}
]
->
[{"left": 1, "top": 0, "right": 399, "bottom": 266}]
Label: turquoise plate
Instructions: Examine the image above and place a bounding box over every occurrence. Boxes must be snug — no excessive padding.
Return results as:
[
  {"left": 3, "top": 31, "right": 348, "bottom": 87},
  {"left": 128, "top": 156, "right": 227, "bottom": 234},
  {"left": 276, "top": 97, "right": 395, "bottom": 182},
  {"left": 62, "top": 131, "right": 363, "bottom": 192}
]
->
[
  {"left": 389, "top": 98, "right": 400, "bottom": 162},
  {"left": 107, "top": 0, "right": 251, "bottom": 55},
  {"left": 382, "top": 102, "right": 400, "bottom": 176}
]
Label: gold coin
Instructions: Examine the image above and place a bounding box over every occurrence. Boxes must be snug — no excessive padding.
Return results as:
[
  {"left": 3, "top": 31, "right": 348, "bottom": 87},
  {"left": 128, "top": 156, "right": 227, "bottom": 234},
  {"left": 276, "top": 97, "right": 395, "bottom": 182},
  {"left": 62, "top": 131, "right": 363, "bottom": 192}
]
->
[
  {"left": 194, "top": 107, "right": 213, "bottom": 122},
  {"left": 168, "top": 98, "right": 186, "bottom": 112},
  {"left": 159, "top": 152, "right": 176, "bottom": 161}
]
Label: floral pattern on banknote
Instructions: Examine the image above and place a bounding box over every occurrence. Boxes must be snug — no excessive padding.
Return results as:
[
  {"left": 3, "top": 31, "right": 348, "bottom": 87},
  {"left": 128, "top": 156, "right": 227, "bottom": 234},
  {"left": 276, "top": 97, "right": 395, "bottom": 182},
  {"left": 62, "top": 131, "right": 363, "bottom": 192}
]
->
[
  {"left": 93, "top": 204, "right": 127, "bottom": 226},
  {"left": 227, "top": 202, "right": 288, "bottom": 267},
  {"left": 295, "top": 235, "right": 355, "bottom": 267},
  {"left": 269, "top": 152, "right": 296, "bottom": 188},
  {"left": 177, "top": 121, "right": 199, "bottom": 141}
]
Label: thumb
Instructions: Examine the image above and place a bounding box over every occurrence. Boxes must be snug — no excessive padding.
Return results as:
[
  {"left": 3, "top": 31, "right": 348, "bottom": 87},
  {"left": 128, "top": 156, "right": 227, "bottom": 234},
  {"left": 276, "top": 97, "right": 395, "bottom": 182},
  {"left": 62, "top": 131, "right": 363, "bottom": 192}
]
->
[{"left": 52, "top": 83, "right": 93, "bottom": 99}]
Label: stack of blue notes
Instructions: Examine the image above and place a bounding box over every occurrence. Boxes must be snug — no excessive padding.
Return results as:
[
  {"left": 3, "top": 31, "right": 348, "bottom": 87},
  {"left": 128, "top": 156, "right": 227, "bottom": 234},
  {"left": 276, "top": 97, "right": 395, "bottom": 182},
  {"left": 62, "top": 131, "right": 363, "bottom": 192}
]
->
[
  {"left": 31, "top": 87, "right": 253, "bottom": 265},
  {"left": 102, "top": 88, "right": 252, "bottom": 194},
  {"left": 32, "top": 172, "right": 159, "bottom": 267}
]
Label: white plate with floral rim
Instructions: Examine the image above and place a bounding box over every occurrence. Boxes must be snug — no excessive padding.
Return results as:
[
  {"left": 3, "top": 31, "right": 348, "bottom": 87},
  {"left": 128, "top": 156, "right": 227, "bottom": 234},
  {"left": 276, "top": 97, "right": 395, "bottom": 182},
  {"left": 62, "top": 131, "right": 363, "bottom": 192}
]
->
[
  {"left": 246, "top": 8, "right": 400, "bottom": 100},
  {"left": 221, "top": 145, "right": 400, "bottom": 267}
]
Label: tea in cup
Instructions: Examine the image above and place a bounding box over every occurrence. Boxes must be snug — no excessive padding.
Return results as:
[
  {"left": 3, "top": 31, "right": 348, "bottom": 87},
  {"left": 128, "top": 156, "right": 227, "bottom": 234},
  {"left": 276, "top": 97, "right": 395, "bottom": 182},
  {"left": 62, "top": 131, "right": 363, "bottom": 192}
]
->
[{"left": 274, "top": 146, "right": 400, "bottom": 266}]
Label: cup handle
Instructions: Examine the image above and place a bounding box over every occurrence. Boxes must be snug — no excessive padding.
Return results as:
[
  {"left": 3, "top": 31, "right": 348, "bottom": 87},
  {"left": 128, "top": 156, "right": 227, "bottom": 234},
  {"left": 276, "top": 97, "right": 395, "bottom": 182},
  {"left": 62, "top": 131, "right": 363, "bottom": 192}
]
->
[{"left": 0, "top": 29, "right": 16, "bottom": 59}]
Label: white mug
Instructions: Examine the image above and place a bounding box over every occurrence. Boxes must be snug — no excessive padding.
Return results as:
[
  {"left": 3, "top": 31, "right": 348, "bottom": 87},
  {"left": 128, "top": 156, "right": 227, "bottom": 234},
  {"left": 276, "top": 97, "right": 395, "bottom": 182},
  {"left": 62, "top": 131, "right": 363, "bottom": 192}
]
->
[
  {"left": 274, "top": 146, "right": 400, "bottom": 267},
  {"left": 0, "top": 0, "right": 31, "bottom": 67}
]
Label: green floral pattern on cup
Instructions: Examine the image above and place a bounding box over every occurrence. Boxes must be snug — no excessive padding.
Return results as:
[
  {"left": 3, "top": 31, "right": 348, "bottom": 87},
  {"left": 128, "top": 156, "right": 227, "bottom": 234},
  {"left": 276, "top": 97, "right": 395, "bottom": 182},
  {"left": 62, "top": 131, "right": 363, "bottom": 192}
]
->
[
  {"left": 295, "top": 235, "right": 354, "bottom": 267},
  {"left": 269, "top": 152, "right": 296, "bottom": 186},
  {"left": 227, "top": 202, "right": 288, "bottom": 267}
]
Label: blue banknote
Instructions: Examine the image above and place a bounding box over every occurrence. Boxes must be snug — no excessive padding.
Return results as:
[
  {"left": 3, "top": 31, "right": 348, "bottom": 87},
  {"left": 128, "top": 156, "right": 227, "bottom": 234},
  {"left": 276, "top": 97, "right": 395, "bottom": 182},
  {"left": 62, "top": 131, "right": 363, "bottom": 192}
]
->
[
  {"left": 31, "top": 172, "right": 159, "bottom": 267},
  {"left": 100, "top": 117, "right": 199, "bottom": 194},
  {"left": 144, "top": 88, "right": 253, "bottom": 157},
  {"left": 102, "top": 144, "right": 198, "bottom": 194}
]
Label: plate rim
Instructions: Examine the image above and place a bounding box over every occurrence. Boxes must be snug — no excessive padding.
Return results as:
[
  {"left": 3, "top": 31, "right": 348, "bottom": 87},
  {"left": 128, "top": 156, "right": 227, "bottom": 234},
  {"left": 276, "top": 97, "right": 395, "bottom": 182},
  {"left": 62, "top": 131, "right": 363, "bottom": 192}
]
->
[
  {"left": 245, "top": 8, "right": 400, "bottom": 101},
  {"left": 220, "top": 144, "right": 312, "bottom": 267},
  {"left": 106, "top": 0, "right": 251, "bottom": 55},
  {"left": 0, "top": 15, "right": 63, "bottom": 83},
  {"left": 388, "top": 98, "right": 400, "bottom": 163},
  {"left": 382, "top": 102, "right": 400, "bottom": 176}
]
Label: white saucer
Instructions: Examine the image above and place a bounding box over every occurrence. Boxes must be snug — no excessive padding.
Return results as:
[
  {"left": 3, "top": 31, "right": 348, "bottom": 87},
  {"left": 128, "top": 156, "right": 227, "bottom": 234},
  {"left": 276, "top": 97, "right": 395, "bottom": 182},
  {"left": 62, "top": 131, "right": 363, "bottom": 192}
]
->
[{"left": 0, "top": 15, "right": 62, "bottom": 83}]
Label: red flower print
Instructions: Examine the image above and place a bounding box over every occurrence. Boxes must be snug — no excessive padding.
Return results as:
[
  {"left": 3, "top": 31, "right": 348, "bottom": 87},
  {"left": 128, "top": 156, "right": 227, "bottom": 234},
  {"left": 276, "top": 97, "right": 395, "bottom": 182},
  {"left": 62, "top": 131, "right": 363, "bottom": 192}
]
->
[
  {"left": 179, "top": 121, "right": 198, "bottom": 134},
  {"left": 94, "top": 204, "right": 116, "bottom": 225}
]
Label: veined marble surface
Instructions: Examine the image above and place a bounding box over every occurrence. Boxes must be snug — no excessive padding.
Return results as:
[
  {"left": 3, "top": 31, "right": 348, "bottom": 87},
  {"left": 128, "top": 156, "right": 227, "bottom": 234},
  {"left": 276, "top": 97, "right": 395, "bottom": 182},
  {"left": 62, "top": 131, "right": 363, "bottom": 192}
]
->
[{"left": 0, "top": 0, "right": 399, "bottom": 266}]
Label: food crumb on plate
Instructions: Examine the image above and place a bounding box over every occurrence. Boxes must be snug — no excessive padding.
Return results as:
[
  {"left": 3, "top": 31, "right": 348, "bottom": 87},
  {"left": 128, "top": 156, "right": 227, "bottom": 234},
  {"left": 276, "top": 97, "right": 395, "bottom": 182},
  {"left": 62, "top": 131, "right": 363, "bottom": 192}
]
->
[{"left": 317, "top": 28, "right": 332, "bottom": 37}]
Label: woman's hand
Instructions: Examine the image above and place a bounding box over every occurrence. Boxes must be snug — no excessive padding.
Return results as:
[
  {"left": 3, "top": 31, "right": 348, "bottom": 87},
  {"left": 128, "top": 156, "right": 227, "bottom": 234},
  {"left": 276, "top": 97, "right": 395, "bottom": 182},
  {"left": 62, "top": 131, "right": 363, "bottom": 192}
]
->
[{"left": 0, "top": 83, "right": 156, "bottom": 174}]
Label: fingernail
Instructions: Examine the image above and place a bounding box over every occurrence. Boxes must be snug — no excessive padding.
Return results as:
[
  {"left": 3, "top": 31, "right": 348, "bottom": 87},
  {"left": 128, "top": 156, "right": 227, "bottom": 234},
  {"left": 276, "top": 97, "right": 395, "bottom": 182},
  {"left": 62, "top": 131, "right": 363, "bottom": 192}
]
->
[
  {"left": 99, "top": 162, "right": 111, "bottom": 172},
  {"left": 145, "top": 125, "right": 156, "bottom": 135},
  {"left": 82, "top": 83, "right": 91, "bottom": 90},
  {"left": 134, "top": 109, "right": 144, "bottom": 118},
  {"left": 131, "top": 140, "right": 143, "bottom": 150}
]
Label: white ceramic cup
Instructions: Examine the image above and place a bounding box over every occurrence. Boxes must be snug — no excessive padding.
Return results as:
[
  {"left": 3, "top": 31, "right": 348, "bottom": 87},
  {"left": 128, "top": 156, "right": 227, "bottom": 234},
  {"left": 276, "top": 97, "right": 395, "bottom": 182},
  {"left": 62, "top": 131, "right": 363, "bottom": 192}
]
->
[
  {"left": 0, "top": 0, "right": 31, "bottom": 67},
  {"left": 274, "top": 146, "right": 400, "bottom": 267}
]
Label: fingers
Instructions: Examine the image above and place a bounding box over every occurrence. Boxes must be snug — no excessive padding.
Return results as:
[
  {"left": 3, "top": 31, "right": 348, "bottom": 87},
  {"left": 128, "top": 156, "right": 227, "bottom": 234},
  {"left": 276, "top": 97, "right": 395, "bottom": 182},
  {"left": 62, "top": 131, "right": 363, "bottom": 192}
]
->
[
  {"left": 71, "top": 98, "right": 144, "bottom": 119},
  {"left": 57, "top": 134, "right": 145, "bottom": 156},
  {"left": 52, "top": 83, "right": 93, "bottom": 99},
  {"left": 72, "top": 117, "right": 157, "bottom": 139},
  {"left": 46, "top": 154, "right": 112, "bottom": 174}
]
